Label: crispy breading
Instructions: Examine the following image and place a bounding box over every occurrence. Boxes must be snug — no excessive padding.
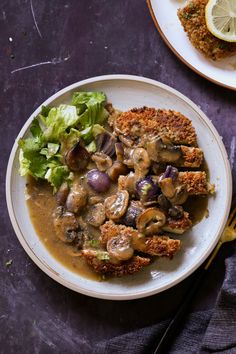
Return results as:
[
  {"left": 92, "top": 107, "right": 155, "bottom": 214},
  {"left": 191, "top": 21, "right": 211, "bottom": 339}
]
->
[
  {"left": 178, "top": 171, "right": 209, "bottom": 195},
  {"left": 141, "top": 236, "right": 180, "bottom": 258},
  {"left": 100, "top": 221, "right": 181, "bottom": 258},
  {"left": 163, "top": 212, "right": 192, "bottom": 235},
  {"left": 100, "top": 221, "right": 138, "bottom": 246},
  {"left": 115, "top": 107, "right": 197, "bottom": 146},
  {"left": 82, "top": 249, "right": 150, "bottom": 277},
  {"left": 179, "top": 146, "right": 203, "bottom": 168},
  {"left": 178, "top": 0, "right": 236, "bottom": 61}
]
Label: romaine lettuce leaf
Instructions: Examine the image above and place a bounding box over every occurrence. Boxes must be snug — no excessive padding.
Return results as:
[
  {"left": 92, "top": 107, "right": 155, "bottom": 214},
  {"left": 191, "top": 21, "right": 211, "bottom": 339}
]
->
[
  {"left": 18, "top": 91, "right": 109, "bottom": 191},
  {"left": 71, "top": 92, "right": 108, "bottom": 128},
  {"left": 45, "top": 164, "right": 70, "bottom": 192},
  {"left": 43, "top": 104, "right": 79, "bottom": 142}
]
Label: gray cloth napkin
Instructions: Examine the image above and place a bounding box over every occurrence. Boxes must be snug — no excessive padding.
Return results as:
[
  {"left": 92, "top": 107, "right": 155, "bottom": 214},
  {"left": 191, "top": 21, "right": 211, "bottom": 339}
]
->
[{"left": 93, "top": 253, "right": 236, "bottom": 354}]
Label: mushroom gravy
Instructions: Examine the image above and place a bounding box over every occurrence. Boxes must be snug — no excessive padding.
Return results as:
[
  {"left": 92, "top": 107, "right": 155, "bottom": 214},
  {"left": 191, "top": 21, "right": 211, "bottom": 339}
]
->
[{"left": 26, "top": 175, "right": 118, "bottom": 280}]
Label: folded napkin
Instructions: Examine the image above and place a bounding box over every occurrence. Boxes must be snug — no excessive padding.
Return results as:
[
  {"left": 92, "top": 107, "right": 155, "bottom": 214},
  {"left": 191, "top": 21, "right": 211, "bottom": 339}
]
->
[{"left": 93, "top": 251, "right": 236, "bottom": 354}]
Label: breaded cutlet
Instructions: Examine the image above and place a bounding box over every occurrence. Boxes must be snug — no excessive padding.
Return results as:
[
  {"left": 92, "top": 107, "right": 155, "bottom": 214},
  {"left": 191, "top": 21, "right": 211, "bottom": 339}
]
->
[
  {"left": 114, "top": 107, "right": 197, "bottom": 146},
  {"left": 178, "top": 0, "right": 236, "bottom": 61},
  {"left": 82, "top": 250, "right": 150, "bottom": 277},
  {"left": 100, "top": 221, "right": 181, "bottom": 258},
  {"left": 178, "top": 171, "right": 214, "bottom": 195},
  {"left": 163, "top": 212, "right": 192, "bottom": 235}
]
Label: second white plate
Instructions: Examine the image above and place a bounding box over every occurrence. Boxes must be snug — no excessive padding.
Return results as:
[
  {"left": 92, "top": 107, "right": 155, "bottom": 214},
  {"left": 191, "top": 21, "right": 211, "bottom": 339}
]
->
[{"left": 148, "top": 0, "right": 236, "bottom": 90}]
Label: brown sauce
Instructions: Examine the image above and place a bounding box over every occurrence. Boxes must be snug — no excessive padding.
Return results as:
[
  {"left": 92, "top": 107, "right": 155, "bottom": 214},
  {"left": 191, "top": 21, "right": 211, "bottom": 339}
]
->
[
  {"left": 26, "top": 177, "right": 101, "bottom": 280},
  {"left": 26, "top": 174, "right": 209, "bottom": 280}
]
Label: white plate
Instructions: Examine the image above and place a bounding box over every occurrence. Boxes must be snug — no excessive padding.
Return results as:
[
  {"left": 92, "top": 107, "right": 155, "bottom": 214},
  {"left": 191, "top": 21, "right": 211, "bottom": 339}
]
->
[
  {"left": 147, "top": 0, "right": 236, "bottom": 90},
  {"left": 6, "top": 75, "right": 232, "bottom": 300}
]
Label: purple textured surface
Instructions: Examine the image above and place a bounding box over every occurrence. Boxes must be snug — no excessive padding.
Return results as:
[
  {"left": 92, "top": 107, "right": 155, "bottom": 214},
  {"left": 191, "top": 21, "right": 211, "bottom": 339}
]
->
[{"left": 1, "top": 1, "right": 235, "bottom": 353}]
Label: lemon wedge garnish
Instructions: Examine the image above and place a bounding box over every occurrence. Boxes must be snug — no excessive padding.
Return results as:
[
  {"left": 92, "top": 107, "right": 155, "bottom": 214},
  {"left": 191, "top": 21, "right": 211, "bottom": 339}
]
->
[{"left": 206, "top": 0, "right": 236, "bottom": 42}]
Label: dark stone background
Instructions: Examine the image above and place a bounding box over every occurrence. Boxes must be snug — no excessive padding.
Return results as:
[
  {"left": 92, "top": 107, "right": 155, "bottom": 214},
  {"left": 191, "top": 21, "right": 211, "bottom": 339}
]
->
[{"left": 1, "top": 1, "right": 235, "bottom": 353}]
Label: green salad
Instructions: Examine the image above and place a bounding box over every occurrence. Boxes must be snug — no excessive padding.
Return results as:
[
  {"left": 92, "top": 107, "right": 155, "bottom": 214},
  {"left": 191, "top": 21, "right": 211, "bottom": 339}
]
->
[{"left": 19, "top": 92, "right": 109, "bottom": 191}]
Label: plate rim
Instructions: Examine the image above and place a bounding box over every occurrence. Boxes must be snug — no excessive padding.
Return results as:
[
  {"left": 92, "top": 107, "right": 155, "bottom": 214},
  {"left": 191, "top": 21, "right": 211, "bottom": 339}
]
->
[
  {"left": 147, "top": 0, "right": 236, "bottom": 91},
  {"left": 6, "top": 74, "right": 232, "bottom": 300}
]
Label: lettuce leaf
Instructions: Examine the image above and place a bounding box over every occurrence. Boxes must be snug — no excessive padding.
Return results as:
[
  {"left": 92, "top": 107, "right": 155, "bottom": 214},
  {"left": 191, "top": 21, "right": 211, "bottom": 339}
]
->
[
  {"left": 18, "top": 91, "right": 109, "bottom": 191},
  {"left": 43, "top": 104, "right": 79, "bottom": 142},
  {"left": 71, "top": 92, "right": 108, "bottom": 128}
]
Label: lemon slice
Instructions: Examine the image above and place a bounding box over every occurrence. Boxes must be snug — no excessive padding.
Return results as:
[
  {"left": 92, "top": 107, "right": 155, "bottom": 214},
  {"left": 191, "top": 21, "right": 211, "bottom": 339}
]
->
[{"left": 206, "top": 0, "right": 236, "bottom": 42}]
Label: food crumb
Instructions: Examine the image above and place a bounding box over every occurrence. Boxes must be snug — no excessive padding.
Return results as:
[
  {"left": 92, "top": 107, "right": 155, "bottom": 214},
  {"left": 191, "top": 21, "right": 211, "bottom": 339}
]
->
[{"left": 5, "top": 259, "right": 13, "bottom": 267}]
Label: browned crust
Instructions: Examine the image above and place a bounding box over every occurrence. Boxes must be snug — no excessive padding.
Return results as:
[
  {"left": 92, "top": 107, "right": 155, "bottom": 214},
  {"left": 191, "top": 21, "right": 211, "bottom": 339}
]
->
[
  {"left": 178, "top": 171, "right": 208, "bottom": 194},
  {"left": 82, "top": 250, "right": 150, "bottom": 277},
  {"left": 178, "top": 0, "right": 236, "bottom": 61},
  {"left": 100, "top": 221, "right": 181, "bottom": 258},
  {"left": 141, "top": 236, "right": 180, "bottom": 258},
  {"left": 100, "top": 221, "right": 137, "bottom": 246},
  {"left": 115, "top": 107, "right": 197, "bottom": 146},
  {"left": 180, "top": 146, "right": 203, "bottom": 168},
  {"left": 163, "top": 212, "right": 192, "bottom": 234}
]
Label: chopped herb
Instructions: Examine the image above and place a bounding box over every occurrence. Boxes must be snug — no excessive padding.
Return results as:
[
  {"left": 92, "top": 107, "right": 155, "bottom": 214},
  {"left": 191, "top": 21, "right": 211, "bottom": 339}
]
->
[
  {"left": 89, "top": 239, "right": 100, "bottom": 248},
  {"left": 182, "top": 12, "right": 192, "bottom": 20},
  {"left": 96, "top": 251, "right": 110, "bottom": 261},
  {"left": 5, "top": 259, "right": 13, "bottom": 267}
]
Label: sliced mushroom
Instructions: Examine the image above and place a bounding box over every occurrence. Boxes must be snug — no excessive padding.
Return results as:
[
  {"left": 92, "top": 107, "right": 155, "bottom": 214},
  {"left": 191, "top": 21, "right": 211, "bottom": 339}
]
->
[
  {"left": 159, "top": 177, "right": 176, "bottom": 199},
  {"left": 133, "top": 148, "right": 151, "bottom": 176},
  {"left": 146, "top": 137, "right": 182, "bottom": 163},
  {"left": 86, "top": 203, "right": 106, "bottom": 227},
  {"left": 65, "top": 141, "right": 90, "bottom": 172},
  {"left": 53, "top": 206, "right": 79, "bottom": 243},
  {"left": 88, "top": 196, "right": 104, "bottom": 205},
  {"left": 169, "top": 185, "right": 188, "bottom": 205},
  {"left": 95, "top": 132, "right": 117, "bottom": 157},
  {"left": 118, "top": 173, "right": 136, "bottom": 195},
  {"left": 137, "top": 208, "right": 166, "bottom": 236},
  {"left": 91, "top": 152, "right": 112, "bottom": 171},
  {"left": 107, "top": 235, "right": 134, "bottom": 261},
  {"left": 104, "top": 190, "right": 129, "bottom": 220},
  {"left": 66, "top": 182, "right": 88, "bottom": 213},
  {"left": 56, "top": 182, "right": 70, "bottom": 205},
  {"left": 107, "top": 161, "right": 129, "bottom": 182},
  {"left": 123, "top": 148, "right": 135, "bottom": 168},
  {"left": 115, "top": 143, "right": 124, "bottom": 162}
]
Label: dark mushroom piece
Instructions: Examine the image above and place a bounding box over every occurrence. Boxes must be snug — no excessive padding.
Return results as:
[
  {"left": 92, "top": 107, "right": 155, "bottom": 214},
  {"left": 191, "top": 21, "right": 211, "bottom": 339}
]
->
[
  {"left": 107, "top": 235, "right": 134, "bottom": 261},
  {"left": 56, "top": 182, "right": 70, "bottom": 206},
  {"left": 168, "top": 205, "right": 184, "bottom": 219},
  {"left": 146, "top": 137, "right": 182, "bottom": 163},
  {"left": 137, "top": 207, "right": 166, "bottom": 236},
  {"left": 86, "top": 203, "right": 106, "bottom": 227},
  {"left": 53, "top": 206, "right": 80, "bottom": 243},
  {"left": 158, "top": 194, "right": 171, "bottom": 212},
  {"left": 66, "top": 182, "right": 88, "bottom": 213},
  {"left": 91, "top": 152, "right": 112, "bottom": 172},
  {"left": 104, "top": 190, "right": 129, "bottom": 221},
  {"left": 95, "top": 132, "right": 117, "bottom": 157},
  {"left": 65, "top": 141, "right": 90, "bottom": 172}
]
